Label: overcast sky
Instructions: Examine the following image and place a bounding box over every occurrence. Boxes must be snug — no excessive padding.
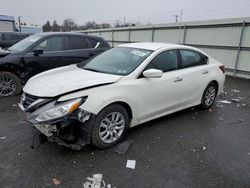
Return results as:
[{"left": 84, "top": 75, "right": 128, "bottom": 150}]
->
[{"left": 1, "top": 0, "right": 250, "bottom": 26}]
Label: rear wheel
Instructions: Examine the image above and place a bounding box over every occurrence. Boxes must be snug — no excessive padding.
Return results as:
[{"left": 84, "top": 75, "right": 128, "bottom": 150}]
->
[
  {"left": 91, "top": 104, "right": 129, "bottom": 149},
  {"left": 0, "top": 72, "right": 22, "bottom": 97},
  {"left": 200, "top": 82, "right": 217, "bottom": 109}
]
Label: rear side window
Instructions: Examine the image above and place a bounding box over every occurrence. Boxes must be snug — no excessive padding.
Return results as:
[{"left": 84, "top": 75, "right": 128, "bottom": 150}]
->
[
  {"left": 179, "top": 50, "right": 206, "bottom": 68},
  {"left": 67, "top": 36, "right": 89, "bottom": 50},
  {"left": 145, "top": 50, "right": 177, "bottom": 72}
]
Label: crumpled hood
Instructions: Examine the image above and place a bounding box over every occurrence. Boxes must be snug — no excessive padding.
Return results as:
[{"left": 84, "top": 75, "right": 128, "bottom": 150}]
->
[
  {"left": 23, "top": 65, "right": 122, "bottom": 97},
  {"left": 0, "top": 48, "right": 10, "bottom": 58}
]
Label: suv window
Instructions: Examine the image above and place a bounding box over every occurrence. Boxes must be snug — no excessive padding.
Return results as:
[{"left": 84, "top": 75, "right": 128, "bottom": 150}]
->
[
  {"left": 179, "top": 50, "right": 206, "bottom": 68},
  {"left": 68, "top": 36, "right": 89, "bottom": 50},
  {"left": 145, "top": 50, "right": 177, "bottom": 72},
  {"left": 34, "top": 36, "right": 63, "bottom": 52},
  {"left": 86, "top": 38, "right": 99, "bottom": 48}
]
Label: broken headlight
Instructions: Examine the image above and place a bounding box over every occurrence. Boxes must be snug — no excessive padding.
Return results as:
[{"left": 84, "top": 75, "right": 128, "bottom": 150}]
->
[{"left": 35, "top": 98, "right": 86, "bottom": 122}]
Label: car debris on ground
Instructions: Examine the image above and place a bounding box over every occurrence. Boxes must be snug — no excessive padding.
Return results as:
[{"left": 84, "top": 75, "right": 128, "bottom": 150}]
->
[
  {"left": 126, "top": 160, "right": 136, "bottom": 169},
  {"left": 83, "top": 174, "right": 116, "bottom": 188},
  {"left": 231, "top": 89, "right": 240, "bottom": 93},
  {"left": 216, "top": 100, "right": 232, "bottom": 104},
  {"left": 52, "top": 178, "right": 61, "bottom": 185},
  {"left": 0, "top": 136, "right": 6, "bottom": 140}
]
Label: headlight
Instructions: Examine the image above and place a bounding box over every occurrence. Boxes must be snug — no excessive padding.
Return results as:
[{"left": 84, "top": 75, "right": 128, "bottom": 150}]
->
[{"left": 35, "top": 98, "right": 83, "bottom": 122}]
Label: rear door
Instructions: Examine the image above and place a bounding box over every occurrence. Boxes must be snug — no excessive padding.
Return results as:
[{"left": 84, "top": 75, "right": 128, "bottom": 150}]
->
[
  {"left": 174, "top": 49, "right": 210, "bottom": 106},
  {"left": 63, "top": 35, "right": 98, "bottom": 65},
  {"left": 135, "top": 50, "right": 184, "bottom": 122}
]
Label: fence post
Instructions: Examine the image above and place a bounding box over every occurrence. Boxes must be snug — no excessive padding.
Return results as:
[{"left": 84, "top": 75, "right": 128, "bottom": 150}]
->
[
  {"left": 233, "top": 21, "right": 246, "bottom": 77},
  {"left": 128, "top": 28, "right": 131, "bottom": 43},
  {"left": 111, "top": 29, "right": 114, "bottom": 47},
  {"left": 151, "top": 27, "right": 155, "bottom": 42},
  {"left": 183, "top": 25, "right": 187, "bottom": 44}
]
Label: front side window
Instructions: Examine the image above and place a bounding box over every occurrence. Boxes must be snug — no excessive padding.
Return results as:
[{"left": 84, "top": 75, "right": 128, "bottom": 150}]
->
[
  {"left": 78, "top": 47, "right": 152, "bottom": 76},
  {"left": 34, "top": 36, "right": 63, "bottom": 52},
  {"left": 145, "top": 50, "right": 177, "bottom": 72},
  {"left": 8, "top": 35, "right": 42, "bottom": 52},
  {"left": 179, "top": 50, "right": 206, "bottom": 68},
  {"left": 67, "top": 36, "right": 89, "bottom": 50}
]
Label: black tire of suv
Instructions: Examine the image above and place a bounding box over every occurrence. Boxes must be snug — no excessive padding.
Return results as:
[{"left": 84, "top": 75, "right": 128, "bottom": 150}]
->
[
  {"left": 91, "top": 104, "right": 129, "bottom": 149},
  {"left": 0, "top": 71, "right": 22, "bottom": 97},
  {"left": 200, "top": 82, "right": 218, "bottom": 109}
]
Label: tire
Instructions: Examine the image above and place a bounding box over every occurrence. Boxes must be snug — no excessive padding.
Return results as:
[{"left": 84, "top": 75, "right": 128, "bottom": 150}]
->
[
  {"left": 200, "top": 82, "right": 217, "bottom": 109},
  {"left": 91, "top": 104, "right": 129, "bottom": 149},
  {"left": 0, "top": 71, "right": 22, "bottom": 97}
]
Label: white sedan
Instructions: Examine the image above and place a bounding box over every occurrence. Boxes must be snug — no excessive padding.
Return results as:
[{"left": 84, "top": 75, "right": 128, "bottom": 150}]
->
[{"left": 19, "top": 43, "right": 225, "bottom": 149}]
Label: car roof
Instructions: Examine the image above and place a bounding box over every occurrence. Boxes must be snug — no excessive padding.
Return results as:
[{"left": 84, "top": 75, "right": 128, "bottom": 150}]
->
[
  {"left": 36, "top": 32, "right": 92, "bottom": 38},
  {"left": 118, "top": 42, "right": 192, "bottom": 51}
]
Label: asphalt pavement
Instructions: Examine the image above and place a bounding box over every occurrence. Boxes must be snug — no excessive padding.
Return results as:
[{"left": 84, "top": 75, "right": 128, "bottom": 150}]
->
[{"left": 0, "top": 76, "right": 250, "bottom": 188}]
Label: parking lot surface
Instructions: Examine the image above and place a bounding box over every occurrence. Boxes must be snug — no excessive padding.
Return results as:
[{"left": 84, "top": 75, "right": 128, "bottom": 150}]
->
[{"left": 0, "top": 76, "right": 250, "bottom": 188}]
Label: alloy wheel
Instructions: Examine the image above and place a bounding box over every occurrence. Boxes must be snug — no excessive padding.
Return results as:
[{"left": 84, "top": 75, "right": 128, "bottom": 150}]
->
[
  {"left": 204, "top": 86, "right": 216, "bottom": 106},
  {"left": 0, "top": 76, "right": 16, "bottom": 97},
  {"left": 99, "top": 112, "right": 125, "bottom": 144}
]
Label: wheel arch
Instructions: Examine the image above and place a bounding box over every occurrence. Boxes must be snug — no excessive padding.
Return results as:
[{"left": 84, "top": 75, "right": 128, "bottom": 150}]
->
[{"left": 0, "top": 63, "right": 22, "bottom": 78}]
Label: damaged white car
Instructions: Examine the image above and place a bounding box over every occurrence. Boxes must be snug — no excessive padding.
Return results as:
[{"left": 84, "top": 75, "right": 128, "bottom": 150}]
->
[{"left": 19, "top": 43, "right": 225, "bottom": 150}]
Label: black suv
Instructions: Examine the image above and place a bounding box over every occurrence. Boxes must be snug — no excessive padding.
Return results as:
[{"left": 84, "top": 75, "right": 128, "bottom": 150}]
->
[
  {"left": 0, "top": 32, "right": 30, "bottom": 49},
  {"left": 0, "top": 32, "right": 110, "bottom": 96}
]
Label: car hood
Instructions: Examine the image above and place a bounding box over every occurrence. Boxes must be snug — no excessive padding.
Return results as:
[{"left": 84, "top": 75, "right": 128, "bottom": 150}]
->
[
  {"left": 23, "top": 65, "right": 122, "bottom": 97},
  {"left": 0, "top": 48, "right": 10, "bottom": 58}
]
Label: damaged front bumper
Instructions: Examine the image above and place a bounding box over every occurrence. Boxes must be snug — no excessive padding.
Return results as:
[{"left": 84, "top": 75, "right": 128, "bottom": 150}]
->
[{"left": 19, "top": 94, "right": 93, "bottom": 150}]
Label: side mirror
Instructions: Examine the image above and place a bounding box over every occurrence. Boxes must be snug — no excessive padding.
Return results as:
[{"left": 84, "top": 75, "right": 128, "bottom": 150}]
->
[
  {"left": 143, "top": 69, "right": 163, "bottom": 78},
  {"left": 33, "top": 49, "right": 43, "bottom": 56}
]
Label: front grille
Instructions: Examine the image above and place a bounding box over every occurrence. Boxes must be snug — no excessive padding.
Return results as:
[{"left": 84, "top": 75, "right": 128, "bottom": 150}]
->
[{"left": 21, "top": 93, "right": 40, "bottom": 109}]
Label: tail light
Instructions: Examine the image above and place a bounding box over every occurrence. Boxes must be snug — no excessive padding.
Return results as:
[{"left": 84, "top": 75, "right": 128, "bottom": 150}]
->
[{"left": 219, "top": 65, "right": 225, "bottom": 74}]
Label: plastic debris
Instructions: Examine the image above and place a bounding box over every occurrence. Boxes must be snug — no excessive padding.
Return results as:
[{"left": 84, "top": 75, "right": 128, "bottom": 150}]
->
[
  {"left": 231, "top": 98, "right": 241, "bottom": 103},
  {"left": 126, "top": 160, "right": 136, "bottom": 169},
  {"left": 208, "top": 109, "right": 213, "bottom": 112},
  {"left": 202, "top": 146, "right": 206, "bottom": 151},
  {"left": 218, "top": 117, "right": 224, "bottom": 121},
  {"left": 52, "top": 178, "right": 61, "bottom": 185},
  {"left": 83, "top": 174, "right": 116, "bottom": 188},
  {"left": 0, "top": 136, "right": 6, "bottom": 140},
  {"left": 12, "top": 104, "right": 17, "bottom": 107},
  {"left": 115, "top": 140, "right": 133, "bottom": 154},
  {"left": 242, "top": 104, "right": 247, "bottom": 107},
  {"left": 216, "top": 100, "right": 231, "bottom": 104},
  {"left": 248, "top": 152, "right": 250, "bottom": 156},
  {"left": 231, "top": 89, "right": 240, "bottom": 93},
  {"left": 18, "top": 152, "right": 21, "bottom": 156}
]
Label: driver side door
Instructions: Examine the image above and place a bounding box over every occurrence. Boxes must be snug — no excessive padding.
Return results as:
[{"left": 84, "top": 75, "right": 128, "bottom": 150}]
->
[
  {"left": 22, "top": 36, "right": 66, "bottom": 81},
  {"left": 135, "top": 50, "right": 184, "bottom": 122}
]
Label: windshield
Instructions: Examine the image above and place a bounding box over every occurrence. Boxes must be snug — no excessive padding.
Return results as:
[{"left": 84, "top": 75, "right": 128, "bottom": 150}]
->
[
  {"left": 79, "top": 47, "right": 152, "bottom": 76},
  {"left": 8, "top": 35, "right": 42, "bottom": 52}
]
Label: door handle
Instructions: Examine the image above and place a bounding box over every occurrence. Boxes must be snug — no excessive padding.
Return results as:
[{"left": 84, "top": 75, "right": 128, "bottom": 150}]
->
[
  {"left": 202, "top": 70, "right": 209, "bottom": 74},
  {"left": 174, "top": 77, "right": 183, "bottom": 82}
]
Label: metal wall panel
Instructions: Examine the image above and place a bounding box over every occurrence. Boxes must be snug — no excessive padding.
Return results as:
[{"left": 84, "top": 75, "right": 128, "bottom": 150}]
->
[
  {"left": 114, "top": 31, "right": 129, "bottom": 41},
  {"left": 100, "top": 31, "right": 112, "bottom": 40},
  {"left": 238, "top": 51, "right": 250, "bottom": 71},
  {"left": 154, "top": 29, "right": 183, "bottom": 43},
  {"left": 198, "top": 48, "right": 237, "bottom": 69},
  {"left": 89, "top": 32, "right": 101, "bottom": 37},
  {"left": 185, "top": 27, "right": 241, "bottom": 46},
  {"left": 242, "top": 26, "right": 250, "bottom": 47},
  {"left": 130, "top": 29, "right": 152, "bottom": 42}
]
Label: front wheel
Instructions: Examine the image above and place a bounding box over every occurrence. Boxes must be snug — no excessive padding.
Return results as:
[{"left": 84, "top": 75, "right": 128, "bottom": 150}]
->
[
  {"left": 91, "top": 104, "right": 129, "bottom": 149},
  {"left": 200, "top": 82, "right": 217, "bottom": 109},
  {"left": 0, "top": 72, "right": 22, "bottom": 97}
]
